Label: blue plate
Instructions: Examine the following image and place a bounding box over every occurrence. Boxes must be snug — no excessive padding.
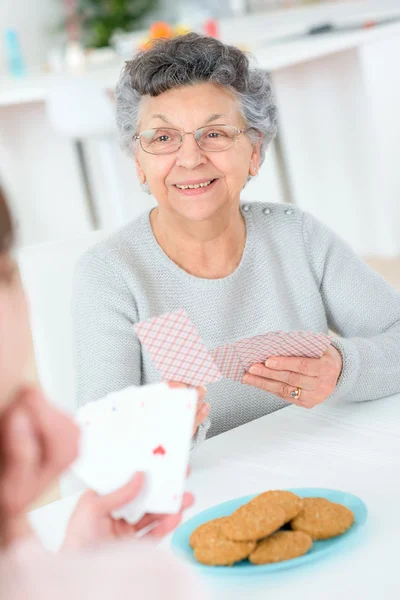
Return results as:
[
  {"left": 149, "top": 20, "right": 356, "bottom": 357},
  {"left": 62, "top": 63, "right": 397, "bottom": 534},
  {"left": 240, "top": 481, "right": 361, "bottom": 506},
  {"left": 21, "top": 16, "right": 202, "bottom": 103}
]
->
[{"left": 171, "top": 488, "right": 367, "bottom": 575}]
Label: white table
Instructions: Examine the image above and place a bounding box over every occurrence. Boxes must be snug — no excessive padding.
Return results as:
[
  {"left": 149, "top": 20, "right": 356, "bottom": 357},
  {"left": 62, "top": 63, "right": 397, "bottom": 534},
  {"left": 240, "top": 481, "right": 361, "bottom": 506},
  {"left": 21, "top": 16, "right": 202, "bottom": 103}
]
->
[{"left": 29, "top": 391, "right": 400, "bottom": 598}]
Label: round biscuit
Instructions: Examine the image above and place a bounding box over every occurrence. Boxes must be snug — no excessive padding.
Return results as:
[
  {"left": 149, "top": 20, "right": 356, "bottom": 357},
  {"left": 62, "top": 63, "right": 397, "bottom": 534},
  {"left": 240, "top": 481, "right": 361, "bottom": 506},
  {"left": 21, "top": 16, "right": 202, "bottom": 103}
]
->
[
  {"left": 249, "top": 490, "right": 304, "bottom": 522},
  {"left": 290, "top": 497, "right": 354, "bottom": 540},
  {"left": 194, "top": 538, "right": 256, "bottom": 566},
  {"left": 221, "top": 504, "right": 285, "bottom": 542},
  {"left": 189, "top": 517, "right": 230, "bottom": 549},
  {"left": 249, "top": 530, "right": 313, "bottom": 565}
]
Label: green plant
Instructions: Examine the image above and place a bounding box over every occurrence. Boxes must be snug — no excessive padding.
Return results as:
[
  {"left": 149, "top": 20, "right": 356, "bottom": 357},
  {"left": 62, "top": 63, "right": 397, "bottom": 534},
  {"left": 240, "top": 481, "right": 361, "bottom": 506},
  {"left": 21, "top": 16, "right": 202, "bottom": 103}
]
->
[{"left": 74, "top": 0, "right": 158, "bottom": 48}]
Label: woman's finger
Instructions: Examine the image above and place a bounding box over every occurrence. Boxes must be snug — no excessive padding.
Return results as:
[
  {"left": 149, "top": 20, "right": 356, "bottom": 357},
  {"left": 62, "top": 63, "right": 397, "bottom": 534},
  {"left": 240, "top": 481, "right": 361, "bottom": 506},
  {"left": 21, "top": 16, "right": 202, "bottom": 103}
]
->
[
  {"left": 113, "top": 519, "right": 138, "bottom": 538},
  {"left": 196, "top": 386, "right": 207, "bottom": 404},
  {"left": 146, "top": 512, "right": 184, "bottom": 537},
  {"left": 137, "top": 511, "right": 185, "bottom": 538},
  {"left": 180, "top": 491, "right": 195, "bottom": 510},
  {"left": 264, "top": 356, "right": 323, "bottom": 377},
  {"left": 167, "top": 381, "right": 188, "bottom": 389},
  {"left": 248, "top": 364, "right": 318, "bottom": 391},
  {"left": 145, "top": 492, "right": 195, "bottom": 537},
  {"left": 192, "top": 402, "right": 210, "bottom": 434},
  {"left": 134, "top": 492, "right": 195, "bottom": 533},
  {"left": 242, "top": 373, "right": 308, "bottom": 406},
  {"left": 244, "top": 372, "right": 332, "bottom": 409}
]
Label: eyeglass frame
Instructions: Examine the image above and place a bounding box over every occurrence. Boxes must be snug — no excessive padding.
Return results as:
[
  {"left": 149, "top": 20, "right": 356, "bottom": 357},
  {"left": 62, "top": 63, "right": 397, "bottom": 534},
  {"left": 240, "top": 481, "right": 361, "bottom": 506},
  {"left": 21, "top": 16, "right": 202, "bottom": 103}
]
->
[{"left": 134, "top": 124, "right": 252, "bottom": 155}]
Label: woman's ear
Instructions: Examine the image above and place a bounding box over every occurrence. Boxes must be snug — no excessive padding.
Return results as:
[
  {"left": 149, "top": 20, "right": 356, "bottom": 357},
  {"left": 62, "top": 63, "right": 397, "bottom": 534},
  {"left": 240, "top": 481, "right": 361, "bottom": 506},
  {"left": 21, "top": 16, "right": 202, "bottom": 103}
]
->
[
  {"left": 135, "top": 155, "right": 146, "bottom": 185},
  {"left": 249, "top": 143, "right": 261, "bottom": 176}
]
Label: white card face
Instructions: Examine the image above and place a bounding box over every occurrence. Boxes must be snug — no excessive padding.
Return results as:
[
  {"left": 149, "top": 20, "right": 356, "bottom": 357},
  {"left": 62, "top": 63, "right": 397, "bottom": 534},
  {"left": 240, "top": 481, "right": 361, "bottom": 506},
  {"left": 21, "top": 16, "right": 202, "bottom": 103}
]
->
[
  {"left": 138, "top": 394, "right": 194, "bottom": 514},
  {"left": 72, "top": 383, "right": 197, "bottom": 523}
]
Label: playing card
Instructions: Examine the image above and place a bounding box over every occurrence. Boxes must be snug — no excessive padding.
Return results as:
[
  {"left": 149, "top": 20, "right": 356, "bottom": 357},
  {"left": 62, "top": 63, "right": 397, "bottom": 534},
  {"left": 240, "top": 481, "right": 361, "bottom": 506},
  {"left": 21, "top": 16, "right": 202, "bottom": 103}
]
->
[
  {"left": 134, "top": 309, "right": 222, "bottom": 386},
  {"left": 72, "top": 383, "right": 197, "bottom": 524},
  {"left": 241, "top": 330, "right": 331, "bottom": 366},
  {"left": 210, "top": 343, "right": 245, "bottom": 382},
  {"left": 211, "top": 331, "right": 332, "bottom": 382}
]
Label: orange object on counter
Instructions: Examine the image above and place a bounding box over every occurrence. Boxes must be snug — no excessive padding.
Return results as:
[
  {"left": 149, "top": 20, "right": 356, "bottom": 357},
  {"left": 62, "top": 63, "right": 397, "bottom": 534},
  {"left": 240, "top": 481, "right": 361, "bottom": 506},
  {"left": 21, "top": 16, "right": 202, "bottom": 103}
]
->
[{"left": 149, "top": 21, "right": 174, "bottom": 39}]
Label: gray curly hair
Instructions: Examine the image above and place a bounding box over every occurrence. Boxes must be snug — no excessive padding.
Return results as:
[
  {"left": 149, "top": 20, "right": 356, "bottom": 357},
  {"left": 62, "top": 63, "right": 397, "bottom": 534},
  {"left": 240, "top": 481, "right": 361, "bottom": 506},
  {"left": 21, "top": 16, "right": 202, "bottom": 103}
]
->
[{"left": 115, "top": 33, "right": 277, "bottom": 191}]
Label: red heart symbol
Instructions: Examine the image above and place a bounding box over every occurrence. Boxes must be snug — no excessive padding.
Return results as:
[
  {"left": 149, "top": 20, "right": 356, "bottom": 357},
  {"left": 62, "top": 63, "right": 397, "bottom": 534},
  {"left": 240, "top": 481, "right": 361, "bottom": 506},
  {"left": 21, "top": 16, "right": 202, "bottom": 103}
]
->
[{"left": 152, "top": 445, "right": 166, "bottom": 456}]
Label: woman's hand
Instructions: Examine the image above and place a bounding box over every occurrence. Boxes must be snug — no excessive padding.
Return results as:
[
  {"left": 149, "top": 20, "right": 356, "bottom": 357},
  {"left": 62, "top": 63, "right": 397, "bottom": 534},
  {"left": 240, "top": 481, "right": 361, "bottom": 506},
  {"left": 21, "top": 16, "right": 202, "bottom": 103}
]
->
[
  {"left": 0, "top": 386, "right": 79, "bottom": 547},
  {"left": 168, "top": 382, "right": 209, "bottom": 436},
  {"left": 62, "top": 472, "right": 194, "bottom": 551},
  {"left": 242, "top": 345, "right": 343, "bottom": 409}
]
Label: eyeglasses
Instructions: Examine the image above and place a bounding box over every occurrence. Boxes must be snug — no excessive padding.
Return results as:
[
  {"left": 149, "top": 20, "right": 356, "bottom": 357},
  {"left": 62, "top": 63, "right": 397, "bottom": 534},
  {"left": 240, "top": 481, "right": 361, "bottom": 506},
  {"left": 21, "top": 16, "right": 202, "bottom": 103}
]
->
[{"left": 135, "top": 124, "right": 249, "bottom": 155}]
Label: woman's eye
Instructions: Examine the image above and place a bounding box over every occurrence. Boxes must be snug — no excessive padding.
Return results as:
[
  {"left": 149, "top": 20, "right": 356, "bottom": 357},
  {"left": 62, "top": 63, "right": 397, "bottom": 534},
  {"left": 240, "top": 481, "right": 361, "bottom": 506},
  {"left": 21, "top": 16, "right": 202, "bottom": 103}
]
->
[
  {"left": 155, "top": 135, "right": 170, "bottom": 143},
  {"left": 206, "top": 130, "right": 228, "bottom": 138}
]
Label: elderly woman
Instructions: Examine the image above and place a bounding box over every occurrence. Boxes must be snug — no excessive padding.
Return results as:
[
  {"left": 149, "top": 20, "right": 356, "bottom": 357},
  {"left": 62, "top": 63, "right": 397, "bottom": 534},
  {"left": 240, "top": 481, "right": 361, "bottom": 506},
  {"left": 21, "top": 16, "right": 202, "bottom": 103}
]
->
[{"left": 73, "top": 33, "right": 400, "bottom": 446}]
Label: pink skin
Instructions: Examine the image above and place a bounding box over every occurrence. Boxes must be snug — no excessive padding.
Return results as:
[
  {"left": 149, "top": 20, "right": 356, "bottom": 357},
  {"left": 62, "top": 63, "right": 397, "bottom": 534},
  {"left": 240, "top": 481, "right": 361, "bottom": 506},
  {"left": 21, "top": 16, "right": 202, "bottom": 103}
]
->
[
  {"left": 62, "top": 472, "right": 194, "bottom": 551},
  {"left": 242, "top": 345, "right": 343, "bottom": 409},
  {"left": 134, "top": 82, "right": 261, "bottom": 227}
]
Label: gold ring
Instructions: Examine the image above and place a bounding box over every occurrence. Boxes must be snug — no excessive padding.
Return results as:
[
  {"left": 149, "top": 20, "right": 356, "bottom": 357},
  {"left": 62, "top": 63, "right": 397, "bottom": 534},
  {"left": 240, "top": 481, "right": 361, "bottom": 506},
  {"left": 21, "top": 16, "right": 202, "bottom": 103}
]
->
[{"left": 291, "top": 387, "right": 301, "bottom": 400}]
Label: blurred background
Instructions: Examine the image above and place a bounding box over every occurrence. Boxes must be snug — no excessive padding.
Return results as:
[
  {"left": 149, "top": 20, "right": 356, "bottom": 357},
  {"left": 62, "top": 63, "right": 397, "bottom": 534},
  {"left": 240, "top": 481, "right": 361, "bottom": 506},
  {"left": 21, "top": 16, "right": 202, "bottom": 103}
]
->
[
  {"left": 1, "top": 0, "right": 399, "bottom": 508},
  {"left": 1, "top": 0, "right": 399, "bottom": 259}
]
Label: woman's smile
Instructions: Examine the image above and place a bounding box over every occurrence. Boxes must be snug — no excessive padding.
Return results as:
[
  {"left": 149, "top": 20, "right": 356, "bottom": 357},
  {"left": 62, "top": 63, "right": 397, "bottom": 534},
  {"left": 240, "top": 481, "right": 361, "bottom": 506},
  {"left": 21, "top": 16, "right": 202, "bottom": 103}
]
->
[{"left": 173, "top": 178, "right": 218, "bottom": 196}]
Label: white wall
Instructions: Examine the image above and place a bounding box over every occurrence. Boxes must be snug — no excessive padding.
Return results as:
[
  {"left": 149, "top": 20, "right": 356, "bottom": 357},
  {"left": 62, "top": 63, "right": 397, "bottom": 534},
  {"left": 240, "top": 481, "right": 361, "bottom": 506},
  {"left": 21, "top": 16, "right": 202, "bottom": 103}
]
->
[
  {"left": 0, "top": 0, "right": 63, "bottom": 75},
  {"left": 0, "top": 101, "right": 93, "bottom": 246},
  {"left": 359, "top": 35, "right": 400, "bottom": 256},
  {"left": 271, "top": 38, "right": 400, "bottom": 258}
]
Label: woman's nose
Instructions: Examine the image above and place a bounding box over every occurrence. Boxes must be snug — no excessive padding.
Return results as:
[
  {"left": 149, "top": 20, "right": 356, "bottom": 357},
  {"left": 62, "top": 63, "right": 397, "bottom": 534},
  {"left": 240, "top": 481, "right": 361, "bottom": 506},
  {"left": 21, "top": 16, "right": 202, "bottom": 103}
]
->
[{"left": 175, "top": 134, "right": 207, "bottom": 169}]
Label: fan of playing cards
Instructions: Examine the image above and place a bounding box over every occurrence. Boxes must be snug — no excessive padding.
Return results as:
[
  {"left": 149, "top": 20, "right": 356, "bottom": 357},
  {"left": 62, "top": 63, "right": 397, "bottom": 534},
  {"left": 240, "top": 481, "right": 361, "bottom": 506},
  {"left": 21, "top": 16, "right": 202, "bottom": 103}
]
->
[
  {"left": 72, "top": 383, "right": 198, "bottom": 524},
  {"left": 135, "top": 308, "right": 332, "bottom": 386}
]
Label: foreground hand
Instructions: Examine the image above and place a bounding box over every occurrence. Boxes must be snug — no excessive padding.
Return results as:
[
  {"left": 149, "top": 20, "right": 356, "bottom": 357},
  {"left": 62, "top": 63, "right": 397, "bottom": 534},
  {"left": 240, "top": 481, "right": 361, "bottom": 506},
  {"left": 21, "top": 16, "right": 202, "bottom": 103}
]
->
[
  {"left": 168, "top": 382, "right": 209, "bottom": 436},
  {"left": 62, "top": 472, "right": 195, "bottom": 551},
  {"left": 242, "top": 345, "right": 343, "bottom": 409},
  {"left": 0, "top": 387, "right": 79, "bottom": 547}
]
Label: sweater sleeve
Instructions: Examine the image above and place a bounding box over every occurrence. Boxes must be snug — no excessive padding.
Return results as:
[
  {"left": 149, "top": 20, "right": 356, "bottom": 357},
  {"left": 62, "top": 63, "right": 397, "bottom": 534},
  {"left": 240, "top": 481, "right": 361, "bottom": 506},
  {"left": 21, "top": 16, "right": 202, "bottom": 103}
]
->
[
  {"left": 302, "top": 211, "right": 400, "bottom": 402},
  {"left": 72, "top": 251, "right": 142, "bottom": 408}
]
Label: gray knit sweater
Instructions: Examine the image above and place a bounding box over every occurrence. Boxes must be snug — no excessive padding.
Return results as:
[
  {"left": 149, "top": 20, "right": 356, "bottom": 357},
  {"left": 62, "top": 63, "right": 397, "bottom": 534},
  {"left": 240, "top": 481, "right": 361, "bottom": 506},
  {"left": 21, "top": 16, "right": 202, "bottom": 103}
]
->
[{"left": 73, "top": 202, "right": 400, "bottom": 444}]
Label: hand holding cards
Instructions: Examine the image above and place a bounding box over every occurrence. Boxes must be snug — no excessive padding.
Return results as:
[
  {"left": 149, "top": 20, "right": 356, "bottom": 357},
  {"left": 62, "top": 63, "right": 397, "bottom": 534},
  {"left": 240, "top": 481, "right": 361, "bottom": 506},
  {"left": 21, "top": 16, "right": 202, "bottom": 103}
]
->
[
  {"left": 135, "top": 309, "right": 332, "bottom": 385},
  {"left": 72, "top": 383, "right": 197, "bottom": 524},
  {"left": 212, "top": 330, "right": 332, "bottom": 382}
]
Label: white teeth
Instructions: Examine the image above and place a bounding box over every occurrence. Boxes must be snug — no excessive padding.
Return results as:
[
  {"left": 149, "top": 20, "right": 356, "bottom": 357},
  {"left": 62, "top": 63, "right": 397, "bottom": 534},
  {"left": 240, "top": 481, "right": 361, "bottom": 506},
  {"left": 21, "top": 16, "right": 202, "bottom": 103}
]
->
[{"left": 176, "top": 180, "right": 213, "bottom": 190}]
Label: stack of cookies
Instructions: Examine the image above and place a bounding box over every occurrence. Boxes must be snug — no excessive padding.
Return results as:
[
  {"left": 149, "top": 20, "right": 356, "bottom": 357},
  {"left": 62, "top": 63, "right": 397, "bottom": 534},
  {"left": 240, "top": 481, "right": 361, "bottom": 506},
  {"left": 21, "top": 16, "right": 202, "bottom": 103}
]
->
[{"left": 189, "top": 491, "right": 355, "bottom": 566}]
